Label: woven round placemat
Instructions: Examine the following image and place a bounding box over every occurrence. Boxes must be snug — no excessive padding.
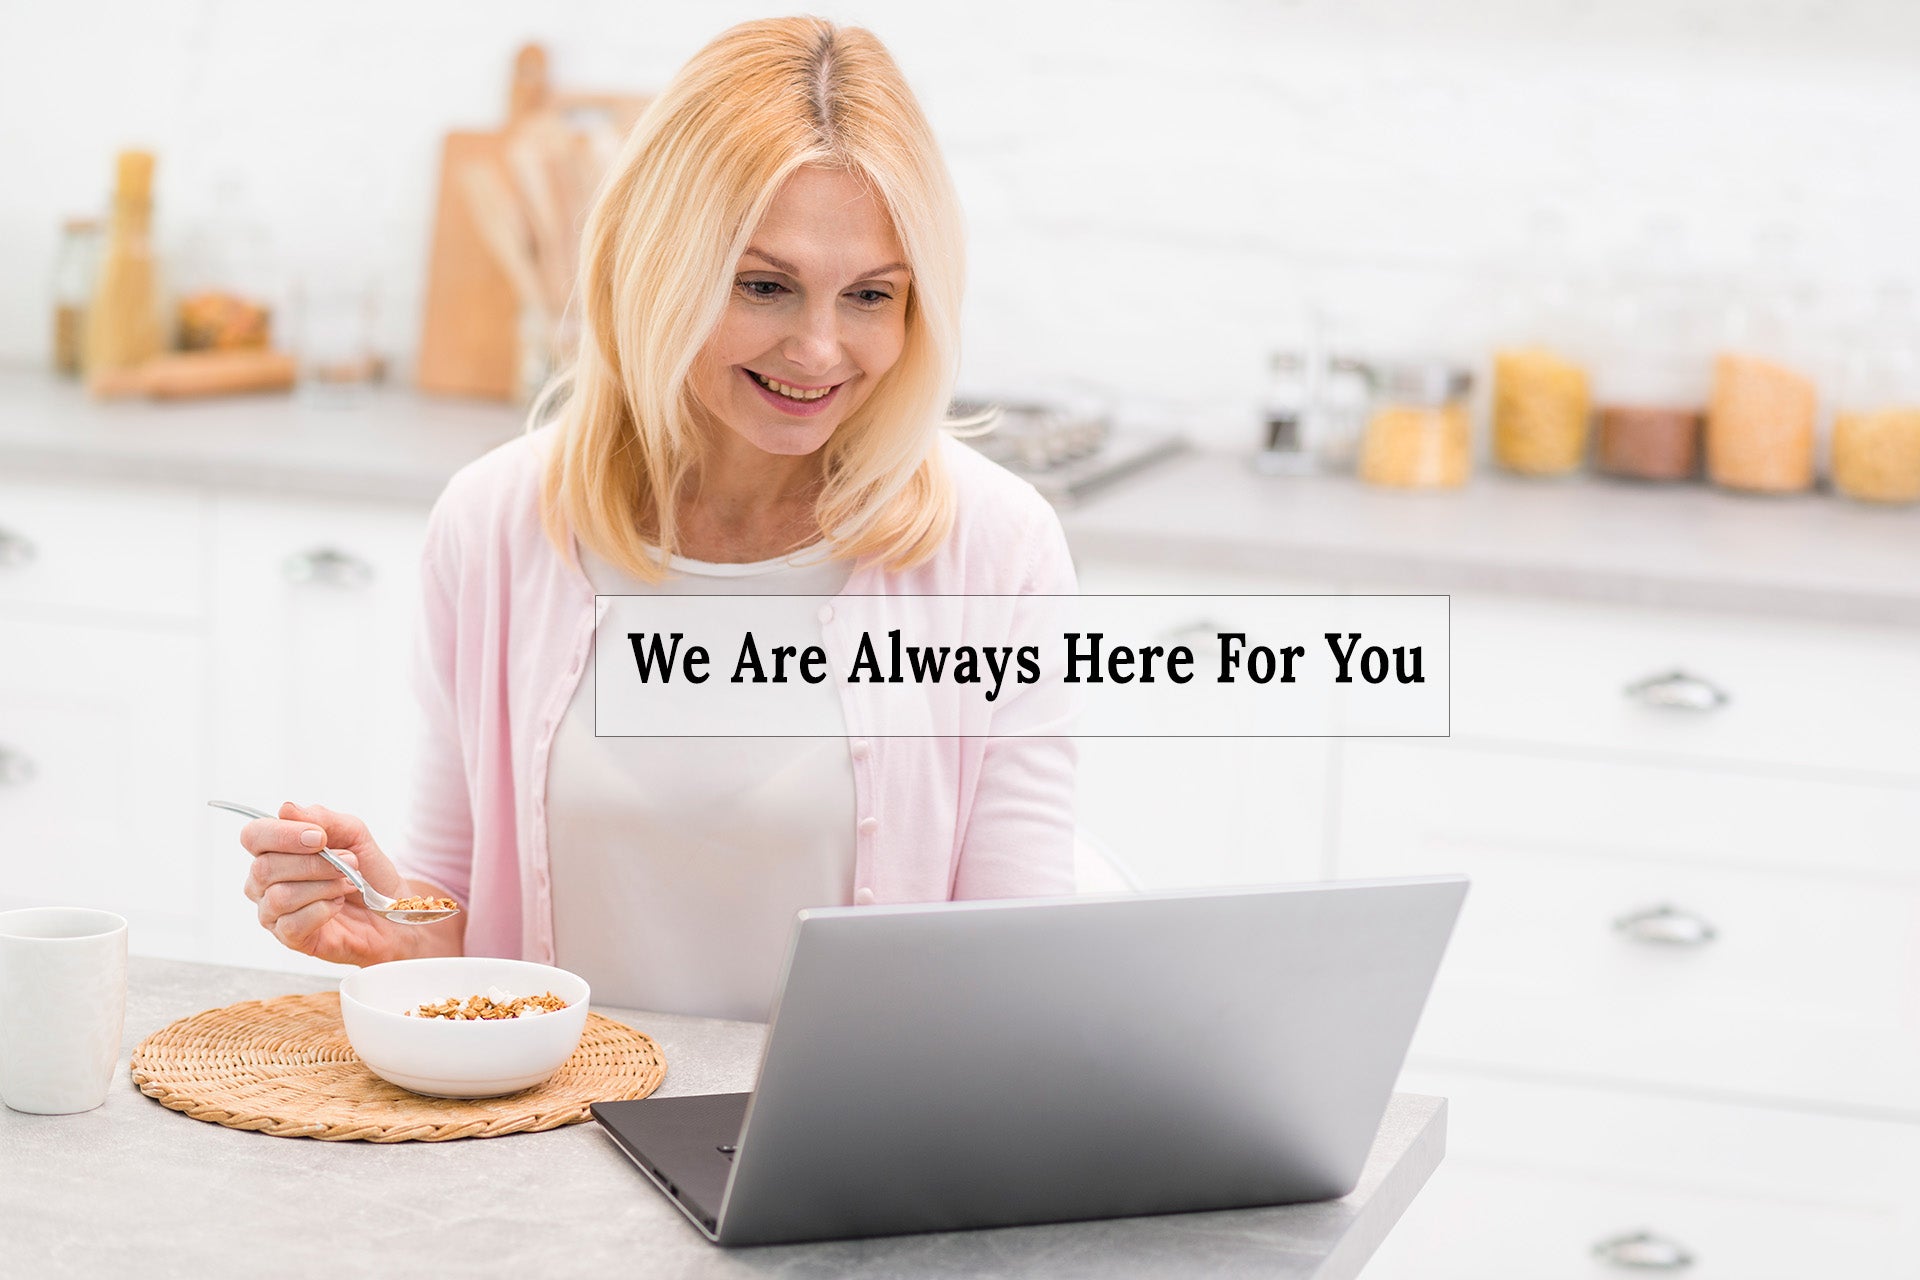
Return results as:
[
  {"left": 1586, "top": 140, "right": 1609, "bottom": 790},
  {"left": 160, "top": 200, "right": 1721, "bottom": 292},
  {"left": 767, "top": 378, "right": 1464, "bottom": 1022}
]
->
[{"left": 129, "top": 991, "right": 666, "bottom": 1142}]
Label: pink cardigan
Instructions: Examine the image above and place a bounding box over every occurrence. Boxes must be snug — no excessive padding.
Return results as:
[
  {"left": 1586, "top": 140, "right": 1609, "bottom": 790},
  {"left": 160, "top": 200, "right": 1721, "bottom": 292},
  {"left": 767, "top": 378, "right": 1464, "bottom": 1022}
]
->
[{"left": 398, "top": 426, "right": 1079, "bottom": 964}]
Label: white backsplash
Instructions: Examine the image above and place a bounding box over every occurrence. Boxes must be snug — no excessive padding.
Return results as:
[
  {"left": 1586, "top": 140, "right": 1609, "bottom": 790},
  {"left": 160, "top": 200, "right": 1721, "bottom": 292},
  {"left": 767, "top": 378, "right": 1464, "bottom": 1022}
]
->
[{"left": 4, "top": 0, "right": 1918, "bottom": 447}]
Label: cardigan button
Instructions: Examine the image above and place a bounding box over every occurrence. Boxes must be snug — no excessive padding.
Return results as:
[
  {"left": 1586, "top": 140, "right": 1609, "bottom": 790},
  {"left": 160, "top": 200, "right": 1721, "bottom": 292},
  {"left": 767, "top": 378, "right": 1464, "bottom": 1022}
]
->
[
  {"left": 854, "top": 886, "right": 876, "bottom": 906},
  {"left": 850, "top": 739, "right": 870, "bottom": 760},
  {"left": 817, "top": 604, "right": 834, "bottom": 625},
  {"left": 857, "top": 816, "right": 878, "bottom": 836}
]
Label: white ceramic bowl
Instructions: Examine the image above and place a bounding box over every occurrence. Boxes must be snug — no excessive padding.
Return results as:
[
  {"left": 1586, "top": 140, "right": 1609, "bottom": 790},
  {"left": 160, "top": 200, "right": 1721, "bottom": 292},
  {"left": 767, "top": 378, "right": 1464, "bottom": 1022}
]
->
[{"left": 338, "top": 957, "right": 591, "bottom": 1098}]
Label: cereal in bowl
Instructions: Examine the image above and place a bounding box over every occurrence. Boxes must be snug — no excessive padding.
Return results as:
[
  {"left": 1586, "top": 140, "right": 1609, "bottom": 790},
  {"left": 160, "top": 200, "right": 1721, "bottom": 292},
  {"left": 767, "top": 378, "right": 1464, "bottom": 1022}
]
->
[{"left": 403, "top": 986, "right": 570, "bottom": 1020}]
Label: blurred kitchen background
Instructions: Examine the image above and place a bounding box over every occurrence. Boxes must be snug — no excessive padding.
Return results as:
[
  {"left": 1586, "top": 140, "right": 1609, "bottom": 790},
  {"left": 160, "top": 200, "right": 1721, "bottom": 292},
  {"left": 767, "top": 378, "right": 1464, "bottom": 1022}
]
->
[{"left": 5, "top": 2, "right": 1920, "bottom": 1277}]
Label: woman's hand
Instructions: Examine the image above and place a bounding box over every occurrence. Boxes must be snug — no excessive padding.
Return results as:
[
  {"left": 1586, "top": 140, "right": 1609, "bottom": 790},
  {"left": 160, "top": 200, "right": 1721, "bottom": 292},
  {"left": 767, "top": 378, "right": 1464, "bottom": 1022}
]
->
[{"left": 240, "top": 801, "right": 417, "bottom": 967}]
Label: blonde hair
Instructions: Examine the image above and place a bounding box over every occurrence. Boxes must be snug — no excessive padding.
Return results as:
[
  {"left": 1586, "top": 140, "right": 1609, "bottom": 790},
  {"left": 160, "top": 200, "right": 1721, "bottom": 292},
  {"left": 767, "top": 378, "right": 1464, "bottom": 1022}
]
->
[{"left": 539, "top": 16, "right": 964, "bottom": 580}]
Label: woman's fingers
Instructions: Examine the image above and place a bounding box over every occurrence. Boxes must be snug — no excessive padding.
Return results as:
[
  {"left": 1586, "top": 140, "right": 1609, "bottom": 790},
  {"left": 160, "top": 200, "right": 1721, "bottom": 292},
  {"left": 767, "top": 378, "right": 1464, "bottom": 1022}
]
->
[
  {"left": 270, "top": 896, "right": 346, "bottom": 953},
  {"left": 257, "top": 877, "right": 349, "bottom": 928},
  {"left": 243, "top": 850, "right": 360, "bottom": 899},
  {"left": 239, "top": 816, "right": 333, "bottom": 857},
  {"left": 278, "top": 800, "right": 374, "bottom": 852}
]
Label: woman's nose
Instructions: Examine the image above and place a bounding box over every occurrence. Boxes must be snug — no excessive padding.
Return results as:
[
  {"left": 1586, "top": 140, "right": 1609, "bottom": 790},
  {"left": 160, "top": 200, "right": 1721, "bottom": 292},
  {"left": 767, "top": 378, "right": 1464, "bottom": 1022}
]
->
[{"left": 780, "top": 302, "right": 841, "bottom": 374}]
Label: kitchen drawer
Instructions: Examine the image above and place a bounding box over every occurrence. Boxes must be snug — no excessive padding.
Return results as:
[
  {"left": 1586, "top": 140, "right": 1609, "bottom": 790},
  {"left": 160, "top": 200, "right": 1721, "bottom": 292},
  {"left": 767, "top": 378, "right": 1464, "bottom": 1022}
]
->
[
  {"left": 0, "top": 476, "right": 208, "bottom": 623},
  {"left": 205, "top": 495, "right": 427, "bottom": 837},
  {"left": 1450, "top": 592, "right": 1920, "bottom": 778},
  {"left": 201, "top": 493, "right": 429, "bottom": 971},
  {"left": 1363, "top": 1070, "right": 1920, "bottom": 1279},
  {"left": 1072, "top": 561, "right": 1336, "bottom": 886},
  {"left": 1339, "top": 741, "right": 1920, "bottom": 1112},
  {"left": 0, "top": 616, "right": 207, "bottom": 927}
]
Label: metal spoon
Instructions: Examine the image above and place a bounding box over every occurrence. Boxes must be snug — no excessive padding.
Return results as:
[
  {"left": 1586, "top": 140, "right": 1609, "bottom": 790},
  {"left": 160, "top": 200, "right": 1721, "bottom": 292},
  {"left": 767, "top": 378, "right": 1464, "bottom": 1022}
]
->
[{"left": 208, "top": 800, "right": 461, "bottom": 925}]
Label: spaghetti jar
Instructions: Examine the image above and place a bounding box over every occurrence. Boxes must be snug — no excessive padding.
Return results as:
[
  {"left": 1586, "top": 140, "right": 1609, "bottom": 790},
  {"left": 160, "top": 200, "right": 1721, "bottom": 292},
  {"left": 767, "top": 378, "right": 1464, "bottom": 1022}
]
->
[
  {"left": 1358, "top": 362, "right": 1474, "bottom": 489},
  {"left": 84, "top": 150, "right": 165, "bottom": 385}
]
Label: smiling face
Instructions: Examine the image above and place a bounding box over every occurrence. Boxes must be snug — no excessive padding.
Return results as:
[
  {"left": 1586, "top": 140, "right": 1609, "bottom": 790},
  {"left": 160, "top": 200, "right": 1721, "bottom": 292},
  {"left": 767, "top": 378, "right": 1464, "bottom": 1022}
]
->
[{"left": 688, "top": 165, "right": 912, "bottom": 467}]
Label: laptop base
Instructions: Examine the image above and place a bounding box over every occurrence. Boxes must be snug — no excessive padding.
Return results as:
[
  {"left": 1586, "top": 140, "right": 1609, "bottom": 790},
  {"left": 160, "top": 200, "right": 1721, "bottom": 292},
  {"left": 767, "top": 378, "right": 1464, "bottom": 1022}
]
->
[{"left": 591, "top": 1093, "right": 749, "bottom": 1239}]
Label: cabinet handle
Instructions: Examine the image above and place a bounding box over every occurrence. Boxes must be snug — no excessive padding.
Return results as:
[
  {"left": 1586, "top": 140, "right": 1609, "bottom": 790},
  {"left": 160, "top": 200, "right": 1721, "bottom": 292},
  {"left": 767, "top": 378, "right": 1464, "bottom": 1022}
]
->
[
  {"left": 0, "top": 525, "right": 36, "bottom": 568},
  {"left": 1592, "top": 1230, "right": 1696, "bottom": 1271},
  {"left": 1613, "top": 904, "right": 1717, "bottom": 947},
  {"left": 282, "top": 547, "right": 375, "bottom": 589},
  {"left": 0, "top": 745, "right": 36, "bottom": 786},
  {"left": 1624, "top": 670, "right": 1729, "bottom": 713}
]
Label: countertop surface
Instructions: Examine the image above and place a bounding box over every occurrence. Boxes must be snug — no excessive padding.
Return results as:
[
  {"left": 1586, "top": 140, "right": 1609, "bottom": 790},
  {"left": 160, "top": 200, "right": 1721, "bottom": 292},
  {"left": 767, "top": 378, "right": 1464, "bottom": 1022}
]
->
[
  {"left": 0, "top": 370, "right": 525, "bottom": 503},
  {"left": 2, "top": 957, "right": 1445, "bottom": 1280},
  {"left": 1056, "top": 451, "right": 1920, "bottom": 628},
  {"left": 4, "top": 368, "right": 1914, "bottom": 626}
]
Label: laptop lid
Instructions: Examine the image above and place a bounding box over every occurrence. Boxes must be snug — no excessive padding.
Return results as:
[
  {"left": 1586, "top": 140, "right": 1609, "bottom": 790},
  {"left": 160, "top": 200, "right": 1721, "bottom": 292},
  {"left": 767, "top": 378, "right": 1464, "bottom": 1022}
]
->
[{"left": 708, "top": 875, "right": 1465, "bottom": 1245}]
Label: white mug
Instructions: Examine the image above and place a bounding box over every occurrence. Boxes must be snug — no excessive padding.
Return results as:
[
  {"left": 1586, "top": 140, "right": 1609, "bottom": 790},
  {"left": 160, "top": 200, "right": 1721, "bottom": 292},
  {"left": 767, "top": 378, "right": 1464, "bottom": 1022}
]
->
[{"left": 0, "top": 907, "right": 128, "bottom": 1115}]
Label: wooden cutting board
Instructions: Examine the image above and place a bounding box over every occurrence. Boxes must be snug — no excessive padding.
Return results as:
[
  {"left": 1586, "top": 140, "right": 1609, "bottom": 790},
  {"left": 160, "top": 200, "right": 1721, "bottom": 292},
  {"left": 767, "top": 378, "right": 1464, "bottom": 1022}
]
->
[
  {"left": 417, "top": 45, "right": 650, "bottom": 402},
  {"left": 416, "top": 45, "right": 550, "bottom": 402}
]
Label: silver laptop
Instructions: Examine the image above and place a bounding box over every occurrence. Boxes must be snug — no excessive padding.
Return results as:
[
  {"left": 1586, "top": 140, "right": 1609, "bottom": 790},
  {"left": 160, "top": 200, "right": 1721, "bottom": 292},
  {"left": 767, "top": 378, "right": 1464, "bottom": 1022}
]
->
[{"left": 590, "top": 874, "right": 1466, "bottom": 1246}]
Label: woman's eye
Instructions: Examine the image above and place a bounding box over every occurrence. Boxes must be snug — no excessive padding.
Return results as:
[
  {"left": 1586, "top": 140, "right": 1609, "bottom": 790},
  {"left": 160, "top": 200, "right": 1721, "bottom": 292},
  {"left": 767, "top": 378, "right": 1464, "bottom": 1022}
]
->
[
  {"left": 735, "top": 279, "right": 786, "bottom": 299},
  {"left": 849, "top": 288, "right": 893, "bottom": 307}
]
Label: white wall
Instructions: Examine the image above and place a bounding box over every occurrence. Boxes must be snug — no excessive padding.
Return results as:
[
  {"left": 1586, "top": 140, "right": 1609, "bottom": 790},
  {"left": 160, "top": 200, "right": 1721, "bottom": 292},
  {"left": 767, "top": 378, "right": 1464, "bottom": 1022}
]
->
[{"left": 4, "top": 0, "right": 1919, "bottom": 445}]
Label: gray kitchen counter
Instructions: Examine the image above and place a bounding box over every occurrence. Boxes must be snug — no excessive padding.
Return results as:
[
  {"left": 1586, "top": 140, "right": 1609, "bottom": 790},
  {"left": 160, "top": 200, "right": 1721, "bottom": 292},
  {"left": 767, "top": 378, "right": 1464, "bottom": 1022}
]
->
[
  {"left": 6, "top": 367, "right": 1910, "bottom": 626},
  {"left": 0, "top": 368, "right": 524, "bottom": 503},
  {"left": 1, "top": 957, "right": 1445, "bottom": 1279},
  {"left": 1057, "top": 450, "right": 1920, "bottom": 629}
]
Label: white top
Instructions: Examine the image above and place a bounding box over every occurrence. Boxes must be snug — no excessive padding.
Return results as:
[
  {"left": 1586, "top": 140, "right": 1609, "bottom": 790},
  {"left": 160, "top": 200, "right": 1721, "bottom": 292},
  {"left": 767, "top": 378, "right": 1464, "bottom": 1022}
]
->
[{"left": 546, "top": 540, "right": 856, "bottom": 1021}]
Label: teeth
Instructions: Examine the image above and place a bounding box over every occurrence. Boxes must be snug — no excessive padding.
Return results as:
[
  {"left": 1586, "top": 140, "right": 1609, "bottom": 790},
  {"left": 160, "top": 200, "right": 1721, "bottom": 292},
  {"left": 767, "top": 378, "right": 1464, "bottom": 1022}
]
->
[{"left": 750, "top": 371, "right": 833, "bottom": 401}]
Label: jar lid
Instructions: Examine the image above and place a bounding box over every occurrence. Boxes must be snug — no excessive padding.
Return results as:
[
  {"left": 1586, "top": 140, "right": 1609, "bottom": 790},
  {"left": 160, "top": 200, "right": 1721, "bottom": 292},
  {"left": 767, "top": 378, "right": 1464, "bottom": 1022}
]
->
[{"left": 1372, "top": 360, "right": 1472, "bottom": 405}]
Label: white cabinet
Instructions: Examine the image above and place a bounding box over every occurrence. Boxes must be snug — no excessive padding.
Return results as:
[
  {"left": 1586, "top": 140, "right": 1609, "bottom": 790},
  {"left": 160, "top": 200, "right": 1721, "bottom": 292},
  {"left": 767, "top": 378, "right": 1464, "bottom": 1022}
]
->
[
  {"left": 0, "top": 476, "right": 206, "bottom": 623},
  {"left": 1449, "top": 592, "right": 1920, "bottom": 777},
  {"left": 0, "top": 477, "right": 211, "bottom": 960},
  {"left": 1334, "top": 588, "right": 1920, "bottom": 1277},
  {"left": 202, "top": 494, "right": 429, "bottom": 975},
  {"left": 0, "top": 616, "right": 206, "bottom": 959},
  {"left": 1341, "top": 740, "right": 1920, "bottom": 1113},
  {"left": 1363, "top": 1069, "right": 1920, "bottom": 1280},
  {"left": 1069, "top": 559, "right": 1335, "bottom": 888},
  {"left": 0, "top": 472, "right": 430, "bottom": 977}
]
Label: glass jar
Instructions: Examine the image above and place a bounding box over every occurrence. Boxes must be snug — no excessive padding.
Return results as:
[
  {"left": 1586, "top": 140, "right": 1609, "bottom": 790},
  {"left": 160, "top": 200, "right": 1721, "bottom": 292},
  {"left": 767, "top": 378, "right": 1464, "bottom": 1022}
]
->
[
  {"left": 1830, "top": 288, "right": 1920, "bottom": 504},
  {"left": 1315, "top": 355, "right": 1372, "bottom": 472},
  {"left": 1492, "top": 347, "right": 1590, "bottom": 475},
  {"left": 85, "top": 150, "right": 165, "bottom": 385},
  {"left": 173, "top": 178, "right": 276, "bottom": 352},
  {"left": 1252, "top": 350, "right": 1311, "bottom": 475},
  {"left": 1358, "top": 362, "right": 1474, "bottom": 489},
  {"left": 50, "top": 217, "right": 103, "bottom": 377},
  {"left": 1490, "top": 210, "right": 1591, "bottom": 475},
  {"left": 1707, "top": 230, "right": 1819, "bottom": 493},
  {"left": 1591, "top": 243, "right": 1707, "bottom": 482}
]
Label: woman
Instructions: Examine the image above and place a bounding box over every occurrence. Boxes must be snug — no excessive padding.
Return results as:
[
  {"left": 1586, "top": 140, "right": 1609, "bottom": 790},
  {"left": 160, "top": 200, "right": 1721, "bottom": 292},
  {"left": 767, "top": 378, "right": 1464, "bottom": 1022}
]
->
[{"left": 239, "top": 17, "right": 1078, "bottom": 1020}]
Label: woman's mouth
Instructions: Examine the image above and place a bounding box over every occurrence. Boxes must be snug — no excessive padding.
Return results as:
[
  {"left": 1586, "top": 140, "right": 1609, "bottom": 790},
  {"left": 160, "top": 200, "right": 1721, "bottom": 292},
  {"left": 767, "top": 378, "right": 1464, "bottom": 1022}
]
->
[{"left": 743, "top": 368, "right": 845, "bottom": 417}]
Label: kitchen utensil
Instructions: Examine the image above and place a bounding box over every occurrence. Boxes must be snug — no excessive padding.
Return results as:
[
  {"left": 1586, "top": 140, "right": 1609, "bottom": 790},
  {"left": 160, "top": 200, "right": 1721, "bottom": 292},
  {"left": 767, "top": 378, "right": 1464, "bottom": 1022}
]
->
[
  {"left": 206, "top": 800, "right": 460, "bottom": 924},
  {"left": 416, "top": 46, "right": 547, "bottom": 401},
  {"left": 0, "top": 907, "right": 128, "bottom": 1114},
  {"left": 416, "top": 44, "right": 649, "bottom": 401},
  {"left": 339, "top": 957, "right": 592, "bottom": 1097},
  {"left": 90, "top": 349, "right": 296, "bottom": 400}
]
